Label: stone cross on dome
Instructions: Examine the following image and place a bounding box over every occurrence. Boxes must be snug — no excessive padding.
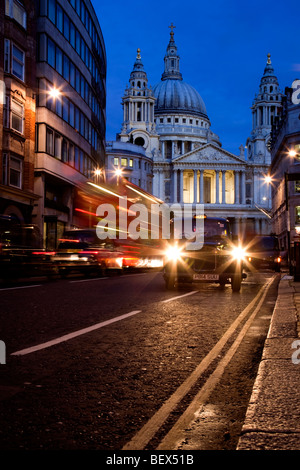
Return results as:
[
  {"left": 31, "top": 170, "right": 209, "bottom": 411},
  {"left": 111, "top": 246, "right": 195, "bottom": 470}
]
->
[{"left": 169, "top": 22, "right": 176, "bottom": 39}]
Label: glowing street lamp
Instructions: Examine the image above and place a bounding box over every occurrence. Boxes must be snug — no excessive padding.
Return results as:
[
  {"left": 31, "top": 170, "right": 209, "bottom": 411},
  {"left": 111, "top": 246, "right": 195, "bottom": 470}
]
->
[
  {"left": 115, "top": 168, "right": 123, "bottom": 185},
  {"left": 48, "top": 86, "right": 61, "bottom": 100},
  {"left": 265, "top": 175, "right": 272, "bottom": 184},
  {"left": 115, "top": 168, "right": 123, "bottom": 177},
  {"left": 289, "top": 149, "right": 297, "bottom": 158}
]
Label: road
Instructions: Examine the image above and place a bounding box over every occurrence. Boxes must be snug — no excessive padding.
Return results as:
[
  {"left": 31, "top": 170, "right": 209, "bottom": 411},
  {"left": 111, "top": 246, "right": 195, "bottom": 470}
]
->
[{"left": 0, "top": 269, "right": 280, "bottom": 451}]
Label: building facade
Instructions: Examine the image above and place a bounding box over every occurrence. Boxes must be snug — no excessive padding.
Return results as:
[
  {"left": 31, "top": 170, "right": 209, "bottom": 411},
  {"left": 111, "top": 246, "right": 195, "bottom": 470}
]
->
[
  {"left": 1, "top": 0, "right": 107, "bottom": 249},
  {"left": 34, "top": 0, "right": 106, "bottom": 249},
  {"left": 1, "top": 0, "right": 38, "bottom": 223},
  {"left": 110, "top": 27, "right": 283, "bottom": 236},
  {"left": 270, "top": 86, "right": 300, "bottom": 269}
]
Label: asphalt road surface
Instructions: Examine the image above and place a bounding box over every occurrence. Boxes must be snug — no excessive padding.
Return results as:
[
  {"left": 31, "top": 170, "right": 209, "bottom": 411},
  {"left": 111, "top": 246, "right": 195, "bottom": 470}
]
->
[{"left": 0, "top": 269, "right": 279, "bottom": 450}]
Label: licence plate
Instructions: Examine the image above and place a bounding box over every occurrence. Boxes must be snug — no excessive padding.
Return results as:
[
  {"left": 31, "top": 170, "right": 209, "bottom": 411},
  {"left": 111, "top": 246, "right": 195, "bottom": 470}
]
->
[{"left": 193, "top": 273, "right": 219, "bottom": 281}]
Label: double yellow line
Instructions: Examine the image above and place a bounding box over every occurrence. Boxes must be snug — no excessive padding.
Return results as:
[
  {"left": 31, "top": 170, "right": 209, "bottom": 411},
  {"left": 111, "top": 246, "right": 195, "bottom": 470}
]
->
[{"left": 123, "top": 275, "right": 276, "bottom": 450}]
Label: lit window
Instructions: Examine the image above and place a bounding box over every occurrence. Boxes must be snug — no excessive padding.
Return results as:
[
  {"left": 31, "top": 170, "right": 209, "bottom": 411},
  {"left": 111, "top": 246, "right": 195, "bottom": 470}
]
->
[
  {"left": 5, "top": 0, "right": 26, "bottom": 28},
  {"left": 129, "top": 159, "right": 133, "bottom": 167},
  {"left": 113, "top": 157, "right": 119, "bottom": 166},
  {"left": 11, "top": 99, "right": 23, "bottom": 133},
  {"left": 296, "top": 206, "right": 300, "bottom": 225},
  {"left": 121, "top": 158, "right": 127, "bottom": 167}
]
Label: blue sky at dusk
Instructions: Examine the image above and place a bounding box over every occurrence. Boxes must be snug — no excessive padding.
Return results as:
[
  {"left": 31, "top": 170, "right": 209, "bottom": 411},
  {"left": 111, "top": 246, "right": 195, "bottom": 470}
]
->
[{"left": 94, "top": 0, "right": 300, "bottom": 155}]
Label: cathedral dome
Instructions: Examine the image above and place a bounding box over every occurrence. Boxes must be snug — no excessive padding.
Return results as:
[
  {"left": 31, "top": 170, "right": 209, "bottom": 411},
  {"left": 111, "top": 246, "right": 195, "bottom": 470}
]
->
[{"left": 153, "top": 79, "right": 208, "bottom": 118}]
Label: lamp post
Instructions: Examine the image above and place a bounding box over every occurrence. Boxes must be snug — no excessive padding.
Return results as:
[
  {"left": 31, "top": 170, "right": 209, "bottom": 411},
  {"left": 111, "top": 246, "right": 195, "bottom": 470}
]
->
[{"left": 115, "top": 168, "right": 123, "bottom": 186}]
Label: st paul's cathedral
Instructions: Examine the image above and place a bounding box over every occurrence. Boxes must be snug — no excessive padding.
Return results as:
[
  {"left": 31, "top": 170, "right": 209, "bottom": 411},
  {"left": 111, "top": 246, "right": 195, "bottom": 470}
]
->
[{"left": 106, "top": 25, "right": 284, "bottom": 236}]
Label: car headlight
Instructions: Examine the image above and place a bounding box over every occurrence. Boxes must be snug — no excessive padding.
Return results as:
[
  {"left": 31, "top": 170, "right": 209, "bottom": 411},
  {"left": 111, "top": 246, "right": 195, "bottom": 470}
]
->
[
  {"left": 231, "top": 246, "right": 246, "bottom": 261},
  {"left": 165, "top": 245, "right": 182, "bottom": 262}
]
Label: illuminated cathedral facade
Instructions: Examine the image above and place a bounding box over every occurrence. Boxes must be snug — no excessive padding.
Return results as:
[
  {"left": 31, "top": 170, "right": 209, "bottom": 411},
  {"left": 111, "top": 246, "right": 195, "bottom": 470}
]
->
[{"left": 106, "top": 26, "right": 284, "bottom": 235}]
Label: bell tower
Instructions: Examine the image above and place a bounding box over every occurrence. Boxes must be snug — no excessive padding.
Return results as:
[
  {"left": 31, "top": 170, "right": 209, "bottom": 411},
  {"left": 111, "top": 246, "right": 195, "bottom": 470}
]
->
[
  {"left": 118, "top": 49, "right": 159, "bottom": 159},
  {"left": 247, "top": 53, "right": 283, "bottom": 165}
]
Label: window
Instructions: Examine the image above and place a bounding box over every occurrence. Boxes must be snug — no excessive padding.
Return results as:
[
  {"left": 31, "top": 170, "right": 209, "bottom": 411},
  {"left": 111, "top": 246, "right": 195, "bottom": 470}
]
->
[
  {"left": 56, "top": 47, "right": 62, "bottom": 75},
  {"left": 3, "top": 95, "right": 10, "bottom": 128},
  {"left": 295, "top": 144, "right": 300, "bottom": 160},
  {"left": 121, "top": 158, "right": 127, "bottom": 167},
  {"left": 46, "top": 128, "right": 54, "bottom": 155},
  {"left": 4, "top": 39, "right": 10, "bottom": 73},
  {"left": 63, "top": 55, "right": 69, "bottom": 81},
  {"left": 12, "top": 44, "right": 25, "bottom": 80},
  {"left": 69, "top": 143, "right": 74, "bottom": 167},
  {"left": 69, "top": 61, "right": 75, "bottom": 88},
  {"left": 296, "top": 207, "right": 300, "bottom": 225},
  {"left": 2, "top": 153, "right": 8, "bottom": 185},
  {"left": 3, "top": 153, "right": 22, "bottom": 188},
  {"left": 48, "top": 0, "right": 56, "bottom": 23},
  {"left": 63, "top": 13, "right": 70, "bottom": 41},
  {"left": 11, "top": 99, "right": 23, "bottom": 133},
  {"left": 54, "top": 133, "right": 61, "bottom": 159},
  {"left": 296, "top": 181, "right": 300, "bottom": 193},
  {"left": 47, "top": 38, "right": 55, "bottom": 68},
  {"left": 129, "top": 159, "right": 133, "bottom": 167},
  {"left": 5, "top": 0, "right": 26, "bottom": 28},
  {"left": 62, "top": 139, "right": 68, "bottom": 162},
  {"left": 4, "top": 40, "right": 25, "bottom": 81},
  {"left": 62, "top": 96, "right": 69, "bottom": 122},
  {"left": 74, "top": 146, "right": 79, "bottom": 169},
  {"left": 70, "top": 22, "right": 75, "bottom": 48},
  {"left": 69, "top": 102, "right": 74, "bottom": 127},
  {"left": 9, "top": 156, "right": 22, "bottom": 188},
  {"left": 113, "top": 157, "right": 119, "bottom": 166},
  {"left": 56, "top": 3, "right": 63, "bottom": 32}
]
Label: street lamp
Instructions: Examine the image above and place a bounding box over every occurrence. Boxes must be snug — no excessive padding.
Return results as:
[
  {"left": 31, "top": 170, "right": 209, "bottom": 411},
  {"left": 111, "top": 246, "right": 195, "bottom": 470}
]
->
[
  {"left": 115, "top": 168, "right": 123, "bottom": 185},
  {"left": 289, "top": 149, "right": 297, "bottom": 158},
  {"left": 48, "top": 86, "right": 61, "bottom": 100},
  {"left": 265, "top": 175, "right": 272, "bottom": 184}
]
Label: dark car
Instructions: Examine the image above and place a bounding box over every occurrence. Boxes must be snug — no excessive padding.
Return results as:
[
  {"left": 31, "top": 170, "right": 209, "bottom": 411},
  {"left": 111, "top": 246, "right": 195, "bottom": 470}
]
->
[
  {"left": 52, "top": 228, "right": 123, "bottom": 278},
  {"left": 163, "top": 215, "right": 246, "bottom": 292},
  {"left": 0, "top": 215, "right": 54, "bottom": 281},
  {"left": 246, "top": 235, "right": 281, "bottom": 272}
]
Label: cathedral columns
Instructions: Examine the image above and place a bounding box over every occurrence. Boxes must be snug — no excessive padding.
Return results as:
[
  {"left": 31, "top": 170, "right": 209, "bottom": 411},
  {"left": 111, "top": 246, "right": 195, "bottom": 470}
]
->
[
  {"left": 215, "top": 170, "right": 220, "bottom": 204},
  {"left": 179, "top": 170, "right": 184, "bottom": 203},
  {"left": 173, "top": 170, "right": 178, "bottom": 203},
  {"left": 222, "top": 171, "right": 226, "bottom": 204},
  {"left": 241, "top": 171, "right": 246, "bottom": 205},
  {"left": 194, "top": 170, "right": 198, "bottom": 203},
  {"left": 235, "top": 171, "right": 240, "bottom": 204},
  {"left": 199, "top": 170, "right": 204, "bottom": 204}
]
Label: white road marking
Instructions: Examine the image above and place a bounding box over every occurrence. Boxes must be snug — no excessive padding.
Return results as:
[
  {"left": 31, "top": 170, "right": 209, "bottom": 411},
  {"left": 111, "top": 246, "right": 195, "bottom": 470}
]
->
[
  {"left": 123, "top": 275, "right": 275, "bottom": 451},
  {"left": 69, "top": 277, "right": 108, "bottom": 283},
  {"left": 162, "top": 291, "right": 199, "bottom": 303},
  {"left": 11, "top": 310, "right": 142, "bottom": 357},
  {"left": 0, "top": 284, "right": 42, "bottom": 292}
]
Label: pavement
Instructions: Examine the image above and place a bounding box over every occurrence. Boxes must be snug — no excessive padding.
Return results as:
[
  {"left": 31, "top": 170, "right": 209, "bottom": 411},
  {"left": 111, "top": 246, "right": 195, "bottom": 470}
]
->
[{"left": 237, "top": 273, "right": 300, "bottom": 450}]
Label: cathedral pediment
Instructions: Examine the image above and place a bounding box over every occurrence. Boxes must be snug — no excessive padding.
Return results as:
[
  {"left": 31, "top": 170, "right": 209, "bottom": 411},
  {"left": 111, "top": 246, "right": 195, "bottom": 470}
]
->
[{"left": 173, "top": 143, "right": 246, "bottom": 166}]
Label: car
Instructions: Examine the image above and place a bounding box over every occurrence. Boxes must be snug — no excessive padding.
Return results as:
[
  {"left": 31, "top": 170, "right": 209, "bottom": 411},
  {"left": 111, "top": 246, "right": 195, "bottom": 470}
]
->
[
  {"left": 163, "top": 215, "right": 246, "bottom": 292},
  {"left": 246, "top": 235, "right": 281, "bottom": 272},
  {"left": 52, "top": 228, "right": 123, "bottom": 278},
  {"left": 0, "top": 215, "right": 54, "bottom": 281}
]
